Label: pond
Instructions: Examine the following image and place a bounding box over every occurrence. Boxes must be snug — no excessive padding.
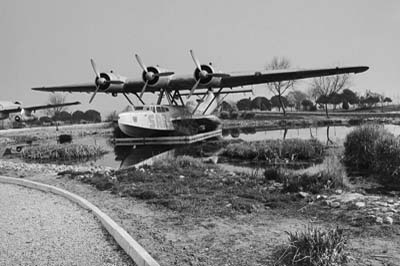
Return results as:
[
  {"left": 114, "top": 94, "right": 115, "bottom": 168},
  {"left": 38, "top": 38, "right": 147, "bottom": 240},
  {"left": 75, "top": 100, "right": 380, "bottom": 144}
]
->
[
  {"left": 81, "top": 124, "right": 400, "bottom": 169},
  {"left": 7, "top": 124, "right": 400, "bottom": 170}
]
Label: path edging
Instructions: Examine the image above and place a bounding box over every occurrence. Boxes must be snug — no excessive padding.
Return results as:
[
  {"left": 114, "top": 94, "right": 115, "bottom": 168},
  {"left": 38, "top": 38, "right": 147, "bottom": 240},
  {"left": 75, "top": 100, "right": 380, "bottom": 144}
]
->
[{"left": 0, "top": 175, "right": 160, "bottom": 266}]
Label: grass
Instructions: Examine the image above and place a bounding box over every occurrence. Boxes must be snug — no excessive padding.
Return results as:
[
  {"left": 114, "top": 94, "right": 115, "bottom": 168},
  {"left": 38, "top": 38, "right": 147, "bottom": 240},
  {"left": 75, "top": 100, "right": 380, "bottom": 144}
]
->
[
  {"left": 265, "top": 153, "right": 350, "bottom": 194},
  {"left": 222, "top": 138, "right": 325, "bottom": 163},
  {"left": 59, "top": 155, "right": 302, "bottom": 216},
  {"left": 273, "top": 226, "right": 348, "bottom": 266},
  {"left": 344, "top": 124, "right": 400, "bottom": 187},
  {"left": 21, "top": 143, "right": 107, "bottom": 162}
]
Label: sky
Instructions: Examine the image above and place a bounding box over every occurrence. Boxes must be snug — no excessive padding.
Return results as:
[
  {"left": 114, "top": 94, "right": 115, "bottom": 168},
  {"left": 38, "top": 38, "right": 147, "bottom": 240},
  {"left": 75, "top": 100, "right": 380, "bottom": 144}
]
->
[{"left": 1, "top": 0, "right": 399, "bottom": 117}]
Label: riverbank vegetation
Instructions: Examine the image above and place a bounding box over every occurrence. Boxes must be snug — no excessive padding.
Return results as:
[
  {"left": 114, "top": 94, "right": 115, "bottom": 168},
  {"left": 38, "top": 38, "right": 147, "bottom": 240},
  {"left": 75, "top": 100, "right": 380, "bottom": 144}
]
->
[
  {"left": 222, "top": 138, "right": 325, "bottom": 163},
  {"left": 344, "top": 124, "right": 400, "bottom": 188},
  {"left": 22, "top": 143, "right": 107, "bottom": 162}
]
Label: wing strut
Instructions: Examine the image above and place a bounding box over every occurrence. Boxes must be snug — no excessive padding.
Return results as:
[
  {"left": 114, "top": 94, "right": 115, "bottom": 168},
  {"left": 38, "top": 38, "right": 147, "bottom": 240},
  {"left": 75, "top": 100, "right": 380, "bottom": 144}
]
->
[
  {"left": 133, "top": 93, "right": 145, "bottom": 105},
  {"left": 202, "top": 87, "right": 223, "bottom": 115},
  {"left": 122, "top": 92, "right": 134, "bottom": 106}
]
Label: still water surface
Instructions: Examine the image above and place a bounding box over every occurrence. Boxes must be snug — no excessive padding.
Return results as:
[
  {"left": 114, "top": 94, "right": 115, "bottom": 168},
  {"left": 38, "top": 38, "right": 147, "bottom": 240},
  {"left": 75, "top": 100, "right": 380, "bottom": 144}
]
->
[{"left": 76, "top": 124, "right": 400, "bottom": 169}]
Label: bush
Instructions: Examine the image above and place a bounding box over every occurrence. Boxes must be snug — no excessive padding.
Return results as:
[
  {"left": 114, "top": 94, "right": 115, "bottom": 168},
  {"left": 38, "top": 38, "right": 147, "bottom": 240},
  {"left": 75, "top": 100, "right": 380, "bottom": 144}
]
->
[
  {"left": 229, "top": 111, "right": 239, "bottom": 119},
  {"left": 219, "top": 111, "right": 229, "bottom": 119},
  {"left": 274, "top": 226, "right": 348, "bottom": 266},
  {"left": 264, "top": 167, "right": 281, "bottom": 181},
  {"left": 21, "top": 144, "right": 106, "bottom": 162},
  {"left": 58, "top": 134, "right": 72, "bottom": 144},
  {"left": 222, "top": 139, "right": 324, "bottom": 162},
  {"left": 282, "top": 154, "right": 349, "bottom": 194},
  {"left": 343, "top": 124, "right": 390, "bottom": 170},
  {"left": 373, "top": 134, "right": 400, "bottom": 182},
  {"left": 241, "top": 112, "right": 256, "bottom": 119}
]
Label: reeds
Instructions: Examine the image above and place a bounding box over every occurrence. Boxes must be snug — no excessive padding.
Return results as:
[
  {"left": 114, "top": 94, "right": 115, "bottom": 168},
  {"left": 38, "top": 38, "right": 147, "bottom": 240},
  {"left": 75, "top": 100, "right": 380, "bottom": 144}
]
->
[
  {"left": 21, "top": 143, "right": 107, "bottom": 162},
  {"left": 222, "top": 138, "right": 324, "bottom": 162},
  {"left": 274, "top": 226, "right": 348, "bottom": 266}
]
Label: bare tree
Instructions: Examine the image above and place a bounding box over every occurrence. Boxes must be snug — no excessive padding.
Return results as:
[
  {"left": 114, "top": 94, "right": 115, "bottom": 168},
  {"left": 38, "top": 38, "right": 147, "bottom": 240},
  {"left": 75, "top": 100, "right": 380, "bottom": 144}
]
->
[
  {"left": 266, "top": 57, "right": 296, "bottom": 116},
  {"left": 46, "top": 93, "right": 67, "bottom": 117},
  {"left": 310, "top": 74, "right": 351, "bottom": 117}
]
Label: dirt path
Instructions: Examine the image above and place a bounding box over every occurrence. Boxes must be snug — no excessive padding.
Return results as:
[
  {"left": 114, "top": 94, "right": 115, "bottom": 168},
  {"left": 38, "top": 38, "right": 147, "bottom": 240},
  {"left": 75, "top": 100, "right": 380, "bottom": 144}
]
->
[{"left": 0, "top": 183, "right": 134, "bottom": 266}]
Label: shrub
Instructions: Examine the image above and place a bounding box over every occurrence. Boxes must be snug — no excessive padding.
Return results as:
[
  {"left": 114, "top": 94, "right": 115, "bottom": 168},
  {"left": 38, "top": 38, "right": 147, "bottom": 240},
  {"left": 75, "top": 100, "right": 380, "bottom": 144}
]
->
[
  {"left": 229, "top": 111, "right": 239, "bottom": 119},
  {"left": 21, "top": 144, "right": 106, "bottom": 162},
  {"left": 241, "top": 112, "right": 256, "bottom": 119},
  {"left": 219, "top": 111, "right": 229, "bottom": 119},
  {"left": 222, "top": 139, "right": 324, "bottom": 163},
  {"left": 264, "top": 167, "right": 281, "bottom": 181},
  {"left": 373, "top": 134, "right": 400, "bottom": 182},
  {"left": 280, "top": 153, "right": 349, "bottom": 194},
  {"left": 58, "top": 134, "right": 72, "bottom": 144},
  {"left": 343, "top": 124, "right": 390, "bottom": 170},
  {"left": 274, "top": 226, "right": 348, "bottom": 266}
]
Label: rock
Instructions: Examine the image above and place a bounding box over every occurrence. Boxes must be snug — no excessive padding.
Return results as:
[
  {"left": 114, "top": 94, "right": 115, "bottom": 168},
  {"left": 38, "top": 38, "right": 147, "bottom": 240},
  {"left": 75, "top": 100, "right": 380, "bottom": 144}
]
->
[
  {"left": 384, "top": 216, "right": 394, "bottom": 225},
  {"left": 330, "top": 202, "right": 341, "bottom": 208},
  {"left": 203, "top": 156, "right": 218, "bottom": 164},
  {"left": 354, "top": 202, "right": 366, "bottom": 208},
  {"left": 330, "top": 192, "right": 364, "bottom": 203},
  {"left": 335, "top": 189, "right": 343, "bottom": 195},
  {"left": 316, "top": 195, "right": 327, "bottom": 200},
  {"left": 375, "top": 217, "right": 383, "bottom": 224},
  {"left": 376, "top": 201, "right": 389, "bottom": 207},
  {"left": 298, "top": 192, "right": 310, "bottom": 198}
]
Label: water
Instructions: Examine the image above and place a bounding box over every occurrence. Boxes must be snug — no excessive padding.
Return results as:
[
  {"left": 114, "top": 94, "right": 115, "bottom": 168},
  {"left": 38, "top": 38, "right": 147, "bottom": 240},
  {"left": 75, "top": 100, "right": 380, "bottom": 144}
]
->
[{"left": 8, "top": 124, "right": 400, "bottom": 169}]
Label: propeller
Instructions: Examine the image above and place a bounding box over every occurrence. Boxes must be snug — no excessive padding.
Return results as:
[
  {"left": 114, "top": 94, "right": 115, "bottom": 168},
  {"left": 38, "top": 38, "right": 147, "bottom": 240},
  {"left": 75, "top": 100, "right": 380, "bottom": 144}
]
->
[
  {"left": 188, "top": 50, "right": 229, "bottom": 99},
  {"left": 89, "top": 59, "right": 124, "bottom": 103},
  {"left": 135, "top": 54, "right": 174, "bottom": 98}
]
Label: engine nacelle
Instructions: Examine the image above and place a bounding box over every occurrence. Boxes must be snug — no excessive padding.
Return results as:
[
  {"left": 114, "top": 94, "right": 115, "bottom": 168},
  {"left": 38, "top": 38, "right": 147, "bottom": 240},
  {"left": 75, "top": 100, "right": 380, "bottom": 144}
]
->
[
  {"left": 193, "top": 64, "right": 221, "bottom": 87},
  {"left": 95, "top": 72, "right": 125, "bottom": 91},
  {"left": 15, "top": 109, "right": 36, "bottom": 122},
  {"left": 142, "top": 66, "right": 171, "bottom": 88}
]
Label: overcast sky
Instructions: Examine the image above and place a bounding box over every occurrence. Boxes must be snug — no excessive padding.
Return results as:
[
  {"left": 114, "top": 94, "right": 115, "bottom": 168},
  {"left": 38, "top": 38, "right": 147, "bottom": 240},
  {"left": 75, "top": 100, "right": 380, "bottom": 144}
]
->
[{"left": 1, "top": 0, "right": 399, "bottom": 116}]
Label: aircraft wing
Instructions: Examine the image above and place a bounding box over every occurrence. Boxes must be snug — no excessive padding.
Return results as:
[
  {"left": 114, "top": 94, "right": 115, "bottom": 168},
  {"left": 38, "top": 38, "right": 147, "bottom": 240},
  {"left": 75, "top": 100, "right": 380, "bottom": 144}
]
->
[
  {"left": 219, "top": 66, "right": 369, "bottom": 88},
  {"left": 32, "top": 83, "right": 97, "bottom": 93},
  {"left": 32, "top": 66, "right": 368, "bottom": 94},
  {"left": 23, "top": 101, "right": 81, "bottom": 112}
]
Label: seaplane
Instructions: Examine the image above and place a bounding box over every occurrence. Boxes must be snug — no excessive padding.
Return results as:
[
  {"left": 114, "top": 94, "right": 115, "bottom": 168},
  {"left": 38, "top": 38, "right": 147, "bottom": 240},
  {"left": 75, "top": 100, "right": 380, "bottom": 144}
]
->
[
  {"left": 32, "top": 50, "right": 369, "bottom": 137},
  {"left": 0, "top": 100, "right": 80, "bottom": 123}
]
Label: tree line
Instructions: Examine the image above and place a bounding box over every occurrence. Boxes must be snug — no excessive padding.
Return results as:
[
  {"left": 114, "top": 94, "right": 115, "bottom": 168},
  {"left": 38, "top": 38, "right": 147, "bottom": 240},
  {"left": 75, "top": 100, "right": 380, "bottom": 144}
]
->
[
  {"left": 39, "top": 109, "right": 102, "bottom": 124},
  {"left": 223, "top": 88, "right": 392, "bottom": 117}
]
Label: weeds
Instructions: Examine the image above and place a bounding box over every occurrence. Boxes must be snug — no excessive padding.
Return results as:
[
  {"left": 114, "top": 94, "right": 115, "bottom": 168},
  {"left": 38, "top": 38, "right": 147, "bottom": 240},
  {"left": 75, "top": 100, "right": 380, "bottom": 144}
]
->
[
  {"left": 222, "top": 138, "right": 324, "bottom": 163},
  {"left": 343, "top": 124, "right": 389, "bottom": 170},
  {"left": 60, "top": 155, "right": 301, "bottom": 216},
  {"left": 344, "top": 124, "right": 400, "bottom": 186},
  {"left": 273, "top": 226, "right": 348, "bottom": 266},
  {"left": 269, "top": 153, "right": 349, "bottom": 194},
  {"left": 21, "top": 143, "right": 107, "bottom": 162}
]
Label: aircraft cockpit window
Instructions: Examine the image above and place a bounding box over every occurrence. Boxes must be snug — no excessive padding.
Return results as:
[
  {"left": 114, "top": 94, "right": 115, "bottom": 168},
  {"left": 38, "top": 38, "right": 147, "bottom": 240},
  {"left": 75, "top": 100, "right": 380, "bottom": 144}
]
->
[
  {"left": 135, "top": 106, "right": 143, "bottom": 111},
  {"left": 164, "top": 107, "right": 169, "bottom": 112}
]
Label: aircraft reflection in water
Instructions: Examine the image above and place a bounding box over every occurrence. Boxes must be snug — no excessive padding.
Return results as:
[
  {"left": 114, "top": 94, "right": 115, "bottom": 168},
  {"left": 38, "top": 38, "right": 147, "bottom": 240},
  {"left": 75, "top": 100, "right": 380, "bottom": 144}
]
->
[
  {"left": 113, "top": 141, "right": 223, "bottom": 169},
  {"left": 114, "top": 145, "right": 175, "bottom": 168}
]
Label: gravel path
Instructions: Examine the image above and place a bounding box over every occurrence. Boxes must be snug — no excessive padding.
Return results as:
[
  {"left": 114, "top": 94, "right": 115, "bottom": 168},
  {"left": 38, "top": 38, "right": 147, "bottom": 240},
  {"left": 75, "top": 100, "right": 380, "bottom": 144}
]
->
[{"left": 0, "top": 183, "right": 135, "bottom": 266}]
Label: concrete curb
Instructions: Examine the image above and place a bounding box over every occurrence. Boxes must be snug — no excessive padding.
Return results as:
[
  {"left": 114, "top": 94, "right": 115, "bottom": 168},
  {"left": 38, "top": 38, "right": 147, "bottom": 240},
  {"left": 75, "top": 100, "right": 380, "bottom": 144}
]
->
[{"left": 0, "top": 176, "right": 160, "bottom": 266}]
